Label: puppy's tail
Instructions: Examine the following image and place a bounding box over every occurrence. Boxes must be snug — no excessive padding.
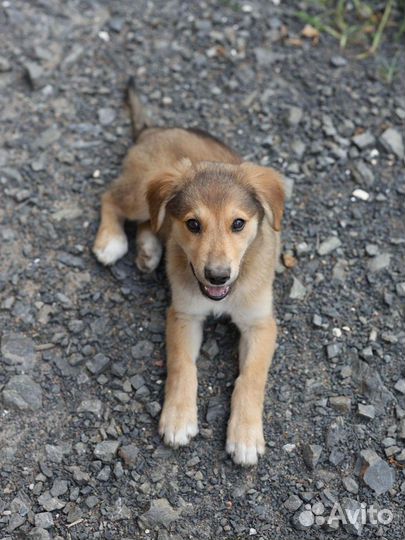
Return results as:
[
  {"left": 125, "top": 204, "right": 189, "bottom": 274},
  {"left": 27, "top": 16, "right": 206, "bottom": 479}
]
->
[{"left": 126, "top": 77, "right": 150, "bottom": 141}]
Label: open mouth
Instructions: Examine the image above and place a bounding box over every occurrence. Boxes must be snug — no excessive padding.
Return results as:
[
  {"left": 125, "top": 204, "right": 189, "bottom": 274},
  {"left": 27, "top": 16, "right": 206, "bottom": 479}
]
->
[{"left": 190, "top": 264, "right": 231, "bottom": 301}]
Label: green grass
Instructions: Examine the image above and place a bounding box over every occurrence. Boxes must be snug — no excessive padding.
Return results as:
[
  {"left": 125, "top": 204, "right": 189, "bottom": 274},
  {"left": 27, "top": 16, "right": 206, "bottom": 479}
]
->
[{"left": 296, "top": 0, "right": 405, "bottom": 58}]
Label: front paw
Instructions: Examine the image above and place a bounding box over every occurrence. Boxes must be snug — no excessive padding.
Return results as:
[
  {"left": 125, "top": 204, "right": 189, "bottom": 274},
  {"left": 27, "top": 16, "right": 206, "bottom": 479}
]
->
[
  {"left": 159, "top": 403, "right": 198, "bottom": 447},
  {"left": 226, "top": 413, "right": 265, "bottom": 466}
]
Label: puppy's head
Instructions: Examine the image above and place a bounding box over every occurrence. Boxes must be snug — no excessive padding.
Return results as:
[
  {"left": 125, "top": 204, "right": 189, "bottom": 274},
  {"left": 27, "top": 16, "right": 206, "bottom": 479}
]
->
[{"left": 147, "top": 159, "right": 284, "bottom": 301}]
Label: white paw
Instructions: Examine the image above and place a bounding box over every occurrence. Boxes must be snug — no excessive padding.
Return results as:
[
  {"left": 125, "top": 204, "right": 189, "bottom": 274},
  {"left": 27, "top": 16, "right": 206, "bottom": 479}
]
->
[
  {"left": 159, "top": 406, "right": 198, "bottom": 447},
  {"left": 93, "top": 235, "right": 128, "bottom": 266},
  {"left": 136, "top": 234, "right": 162, "bottom": 273},
  {"left": 226, "top": 419, "right": 265, "bottom": 466}
]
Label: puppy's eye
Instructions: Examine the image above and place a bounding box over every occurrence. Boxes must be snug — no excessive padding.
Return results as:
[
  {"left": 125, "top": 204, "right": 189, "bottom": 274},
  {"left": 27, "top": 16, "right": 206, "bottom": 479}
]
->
[
  {"left": 186, "top": 219, "right": 201, "bottom": 233},
  {"left": 232, "top": 218, "right": 245, "bottom": 232}
]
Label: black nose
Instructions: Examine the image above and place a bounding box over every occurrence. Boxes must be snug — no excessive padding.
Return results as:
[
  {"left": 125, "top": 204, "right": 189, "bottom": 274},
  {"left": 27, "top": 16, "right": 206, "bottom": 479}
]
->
[{"left": 204, "top": 266, "right": 230, "bottom": 285}]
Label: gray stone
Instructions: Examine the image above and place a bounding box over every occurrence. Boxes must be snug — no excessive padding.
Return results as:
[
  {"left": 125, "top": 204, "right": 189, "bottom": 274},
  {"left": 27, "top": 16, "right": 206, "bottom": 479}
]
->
[
  {"left": 37, "top": 492, "right": 65, "bottom": 511},
  {"left": 394, "top": 379, "right": 405, "bottom": 394},
  {"left": 352, "top": 131, "right": 375, "bottom": 149},
  {"left": 77, "top": 399, "right": 103, "bottom": 416},
  {"left": 330, "top": 55, "right": 347, "bottom": 67},
  {"left": 357, "top": 404, "right": 375, "bottom": 420},
  {"left": 140, "top": 498, "right": 181, "bottom": 528},
  {"left": 365, "top": 243, "right": 379, "bottom": 256},
  {"left": 318, "top": 236, "right": 341, "bottom": 256},
  {"left": 360, "top": 451, "right": 395, "bottom": 495},
  {"left": 342, "top": 476, "right": 359, "bottom": 494},
  {"left": 291, "top": 509, "right": 314, "bottom": 530},
  {"left": 326, "top": 417, "right": 345, "bottom": 448},
  {"left": 351, "top": 160, "right": 375, "bottom": 185},
  {"left": 131, "top": 340, "right": 154, "bottom": 359},
  {"left": 302, "top": 444, "right": 322, "bottom": 469},
  {"left": 352, "top": 358, "right": 394, "bottom": 412},
  {"left": 110, "top": 497, "right": 131, "bottom": 521},
  {"left": 86, "top": 353, "right": 110, "bottom": 375},
  {"left": 50, "top": 479, "right": 68, "bottom": 497},
  {"left": 97, "top": 466, "right": 111, "bottom": 481},
  {"left": 94, "top": 440, "right": 120, "bottom": 462},
  {"left": 380, "top": 127, "right": 404, "bottom": 159},
  {"left": 1, "top": 333, "right": 37, "bottom": 370},
  {"left": 367, "top": 253, "right": 391, "bottom": 272},
  {"left": 341, "top": 498, "right": 363, "bottom": 536},
  {"left": 130, "top": 374, "right": 146, "bottom": 390},
  {"left": 25, "top": 62, "right": 45, "bottom": 89},
  {"left": 326, "top": 343, "right": 341, "bottom": 360},
  {"left": 45, "top": 444, "right": 64, "bottom": 463},
  {"left": 289, "top": 277, "right": 306, "bottom": 300},
  {"left": 329, "top": 448, "right": 345, "bottom": 466},
  {"left": 0, "top": 55, "right": 11, "bottom": 72},
  {"left": 287, "top": 106, "right": 303, "bottom": 126},
  {"left": 400, "top": 419, "right": 405, "bottom": 439},
  {"left": 283, "top": 494, "right": 302, "bottom": 512},
  {"left": 396, "top": 282, "right": 405, "bottom": 297},
  {"left": 329, "top": 396, "right": 351, "bottom": 413},
  {"left": 283, "top": 176, "right": 294, "bottom": 201},
  {"left": 145, "top": 401, "right": 161, "bottom": 417},
  {"left": 98, "top": 107, "right": 116, "bottom": 126},
  {"left": 2, "top": 375, "right": 42, "bottom": 411},
  {"left": 28, "top": 528, "right": 51, "bottom": 540},
  {"left": 34, "top": 512, "right": 54, "bottom": 529},
  {"left": 118, "top": 444, "right": 139, "bottom": 467}
]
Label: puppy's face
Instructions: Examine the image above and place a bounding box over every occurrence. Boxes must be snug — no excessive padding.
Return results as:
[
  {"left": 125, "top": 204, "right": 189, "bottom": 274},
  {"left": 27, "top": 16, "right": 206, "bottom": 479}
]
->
[{"left": 147, "top": 160, "right": 284, "bottom": 301}]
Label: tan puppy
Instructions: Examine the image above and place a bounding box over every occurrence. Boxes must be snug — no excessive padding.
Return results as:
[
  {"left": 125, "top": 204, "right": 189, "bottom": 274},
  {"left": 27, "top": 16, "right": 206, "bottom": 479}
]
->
[{"left": 93, "top": 79, "right": 285, "bottom": 465}]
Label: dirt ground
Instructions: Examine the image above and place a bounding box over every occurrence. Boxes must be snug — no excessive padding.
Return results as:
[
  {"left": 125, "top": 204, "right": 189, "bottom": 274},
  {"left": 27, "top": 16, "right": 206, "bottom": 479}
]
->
[{"left": 0, "top": 1, "right": 404, "bottom": 539}]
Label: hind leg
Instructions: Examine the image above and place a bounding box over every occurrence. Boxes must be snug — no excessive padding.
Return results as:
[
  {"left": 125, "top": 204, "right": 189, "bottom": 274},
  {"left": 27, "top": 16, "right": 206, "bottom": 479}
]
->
[
  {"left": 135, "top": 221, "right": 162, "bottom": 273},
  {"left": 93, "top": 191, "right": 128, "bottom": 266}
]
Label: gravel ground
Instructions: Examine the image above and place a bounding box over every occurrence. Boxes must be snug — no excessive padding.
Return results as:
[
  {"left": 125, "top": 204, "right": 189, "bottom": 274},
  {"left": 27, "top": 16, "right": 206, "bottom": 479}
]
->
[{"left": 1, "top": 1, "right": 405, "bottom": 539}]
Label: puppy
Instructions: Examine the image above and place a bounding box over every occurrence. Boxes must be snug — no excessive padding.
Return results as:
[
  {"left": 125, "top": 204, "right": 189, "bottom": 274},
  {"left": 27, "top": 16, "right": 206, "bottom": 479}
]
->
[{"left": 93, "top": 79, "right": 285, "bottom": 465}]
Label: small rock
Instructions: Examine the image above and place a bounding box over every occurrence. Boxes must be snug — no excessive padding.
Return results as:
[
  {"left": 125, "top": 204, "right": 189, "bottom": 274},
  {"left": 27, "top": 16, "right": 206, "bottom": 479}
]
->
[
  {"left": 110, "top": 497, "right": 131, "bottom": 521},
  {"left": 2, "top": 375, "right": 42, "bottom": 411},
  {"left": 37, "top": 492, "right": 65, "bottom": 512},
  {"left": 25, "top": 62, "right": 45, "bottom": 89},
  {"left": 394, "top": 379, "right": 405, "bottom": 395},
  {"left": 287, "top": 106, "right": 303, "bottom": 126},
  {"left": 302, "top": 444, "right": 322, "bottom": 469},
  {"left": 291, "top": 509, "right": 314, "bottom": 531},
  {"left": 50, "top": 479, "right": 68, "bottom": 497},
  {"left": 357, "top": 404, "right": 375, "bottom": 420},
  {"left": 326, "top": 417, "right": 345, "bottom": 448},
  {"left": 289, "top": 277, "right": 306, "bottom": 300},
  {"left": 77, "top": 399, "right": 103, "bottom": 416},
  {"left": 94, "top": 440, "right": 120, "bottom": 462},
  {"left": 396, "top": 282, "right": 405, "bottom": 297},
  {"left": 330, "top": 55, "right": 347, "bottom": 67},
  {"left": 380, "top": 127, "right": 404, "bottom": 159},
  {"left": 131, "top": 340, "right": 154, "bottom": 359},
  {"left": 0, "top": 55, "right": 11, "bottom": 72},
  {"left": 359, "top": 450, "right": 395, "bottom": 495},
  {"left": 318, "top": 236, "right": 341, "bottom": 256},
  {"left": 1, "top": 332, "right": 37, "bottom": 370},
  {"left": 86, "top": 353, "right": 110, "bottom": 375},
  {"left": 351, "top": 160, "right": 374, "bottom": 186},
  {"left": 342, "top": 476, "right": 359, "bottom": 494},
  {"left": 326, "top": 343, "right": 341, "bottom": 360},
  {"left": 329, "top": 396, "right": 351, "bottom": 414},
  {"left": 283, "top": 494, "right": 302, "bottom": 512},
  {"left": 118, "top": 444, "right": 139, "bottom": 467},
  {"left": 352, "top": 188, "right": 369, "bottom": 201},
  {"left": 139, "top": 498, "right": 181, "bottom": 528},
  {"left": 28, "top": 528, "right": 51, "bottom": 540},
  {"left": 367, "top": 253, "right": 391, "bottom": 273},
  {"left": 45, "top": 444, "right": 64, "bottom": 464},
  {"left": 98, "top": 107, "right": 116, "bottom": 126},
  {"left": 352, "top": 131, "right": 375, "bottom": 149},
  {"left": 329, "top": 448, "right": 345, "bottom": 466},
  {"left": 34, "top": 512, "right": 54, "bottom": 530}
]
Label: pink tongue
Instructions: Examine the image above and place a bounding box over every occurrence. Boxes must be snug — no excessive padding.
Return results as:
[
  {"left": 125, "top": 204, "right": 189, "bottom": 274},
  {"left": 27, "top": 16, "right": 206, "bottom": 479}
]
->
[{"left": 205, "top": 286, "right": 228, "bottom": 297}]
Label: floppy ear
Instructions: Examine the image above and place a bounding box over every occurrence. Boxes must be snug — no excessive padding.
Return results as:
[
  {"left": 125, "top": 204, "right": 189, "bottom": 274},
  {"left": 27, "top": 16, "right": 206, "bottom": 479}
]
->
[
  {"left": 146, "top": 158, "right": 192, "bottom": 233},
  {"left": 241, "top": 163, "right": 285, "bottom": 231}
]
